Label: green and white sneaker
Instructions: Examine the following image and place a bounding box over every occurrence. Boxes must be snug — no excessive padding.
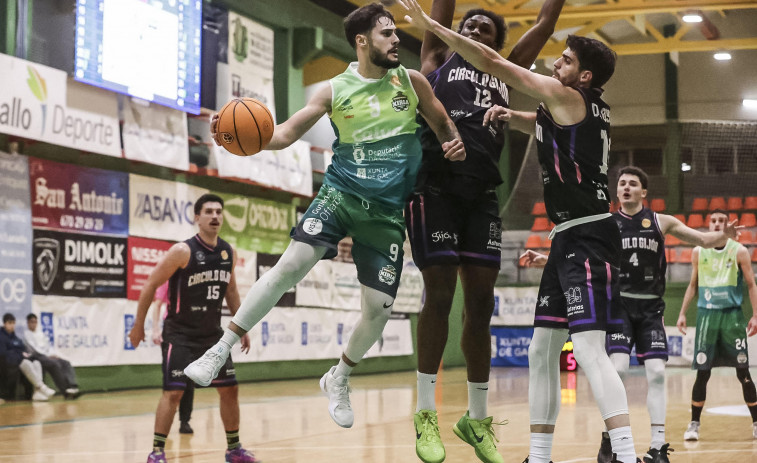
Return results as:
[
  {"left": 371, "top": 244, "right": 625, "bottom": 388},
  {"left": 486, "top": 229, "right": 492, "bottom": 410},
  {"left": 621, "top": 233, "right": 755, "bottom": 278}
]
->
[
  {"left": 414, "top": 410, "right": 445, "bottom": 463},
  {"left": 452, "top": 411, "right": 505, "bottom": 463}
]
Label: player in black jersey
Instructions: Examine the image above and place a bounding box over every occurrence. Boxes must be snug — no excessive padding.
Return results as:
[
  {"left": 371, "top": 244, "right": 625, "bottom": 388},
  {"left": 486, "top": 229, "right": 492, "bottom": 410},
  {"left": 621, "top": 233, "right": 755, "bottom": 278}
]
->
[
  {"left": 400, "top": 2, "right": 639, "bottom": 462},
  {"left": 128, "top": 194, "right": 257, "bottom": 463},
  {"left": 406, "top": 1, "right": 564, "bottom": 462},
  {"left": 597, "top": 167, "right": 738, "bottom": 463}
]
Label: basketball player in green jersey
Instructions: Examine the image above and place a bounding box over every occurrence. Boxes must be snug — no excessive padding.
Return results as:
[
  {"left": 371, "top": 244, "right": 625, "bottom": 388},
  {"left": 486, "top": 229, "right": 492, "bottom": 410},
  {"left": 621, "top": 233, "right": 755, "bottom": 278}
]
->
[
  {"left": 677, "top": 210, "right": 757, "bottom": 441},
  {"left": 186, "top": 3, "right": 465, "bottom": 431}
]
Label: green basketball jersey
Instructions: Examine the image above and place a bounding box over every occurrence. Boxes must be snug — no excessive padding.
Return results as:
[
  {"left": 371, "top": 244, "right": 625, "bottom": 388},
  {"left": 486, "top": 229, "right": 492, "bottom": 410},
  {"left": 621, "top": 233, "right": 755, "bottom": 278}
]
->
[
  {"left": 325, "top": 62, "right": 421, "bottom": 209},
  {"left": 697, "top": 239, "right": 743, "bottom": 309}
]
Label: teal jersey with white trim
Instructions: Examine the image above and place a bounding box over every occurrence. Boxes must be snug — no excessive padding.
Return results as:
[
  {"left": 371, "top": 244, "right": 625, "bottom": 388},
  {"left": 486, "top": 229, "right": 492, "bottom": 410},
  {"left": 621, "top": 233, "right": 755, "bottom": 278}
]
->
[{"left": 325, "top": 63, "right": 421, "bottom": 209}]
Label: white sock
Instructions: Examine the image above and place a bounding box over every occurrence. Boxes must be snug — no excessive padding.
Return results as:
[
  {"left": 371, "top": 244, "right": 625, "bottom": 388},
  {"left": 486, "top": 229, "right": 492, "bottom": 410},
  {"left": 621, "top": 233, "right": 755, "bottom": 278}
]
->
[
  {"left": 650, "top": 425, "right": 665, "bottom": 449},
  {"left": 416, "top": 372, "right": 437, "bottom": 412},
  {"left": 608, "top": 426, "right": 636, "bottom": 463},
  {"left": 529, "top": 432, "right": 553, "bottom": 463},
  {"left": 468, "top": 381, "right": 489, "bottom": 420},
  {"left": 334, "top": 358, "right": 353, "bottom": 378},
  {"left": 219, "top": 329, "right": 241, "bottom": 350}
]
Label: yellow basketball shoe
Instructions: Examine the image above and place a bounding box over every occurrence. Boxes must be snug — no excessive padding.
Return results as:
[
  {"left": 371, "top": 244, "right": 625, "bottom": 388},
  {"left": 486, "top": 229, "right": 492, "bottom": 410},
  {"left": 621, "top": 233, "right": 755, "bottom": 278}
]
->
[
  {"left": 452, "top": 411, "right": 505, "bottom": 463},
  {"left": 414, "top": 410, "right": 445, "bottom": 463}
]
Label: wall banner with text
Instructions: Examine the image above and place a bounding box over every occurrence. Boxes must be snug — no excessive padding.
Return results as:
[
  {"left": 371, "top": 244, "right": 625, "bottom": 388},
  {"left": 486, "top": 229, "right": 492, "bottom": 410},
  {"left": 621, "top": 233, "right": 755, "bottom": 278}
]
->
[
  {"left": 126, "top": 236, "right": 175, "bottom": 300},
  {"left": 216, "top": 191, "right": 295, "bottom": 254}
]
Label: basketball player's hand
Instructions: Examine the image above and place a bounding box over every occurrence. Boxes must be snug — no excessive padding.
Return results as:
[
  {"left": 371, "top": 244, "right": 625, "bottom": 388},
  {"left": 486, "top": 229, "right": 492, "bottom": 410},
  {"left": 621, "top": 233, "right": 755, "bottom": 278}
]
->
[
  {"left": 483, "top": 105, "right": 512, "bottom": 126},
  {"left": 398, "top": 0, "right": 433, "bottom": 31},
  {"left": 676, "top": 314, "right": 687, "bottom": 335},
  {"left": 128, "top": 325, "right": 145, "bottom": 349},
  {"left": 747, "top": 315, "right": 757, "bottom": 337},
  {"left": 723, "top": 219, "right": 742, "bottom": 241},
  {"left": 152, "top": 330, "right": 163, "bottom": 345},
  {"left": 442, "top": 139, "right": 466, "bottom": 161},
  {"left": 240, "top": 334, "right": 251, "bottom": 354},
  {"left": 520, "top": 250, "right": 547, "bottom": 268},
  {"left": 209, "top": 113, "right": 221, "bottom": 145}
]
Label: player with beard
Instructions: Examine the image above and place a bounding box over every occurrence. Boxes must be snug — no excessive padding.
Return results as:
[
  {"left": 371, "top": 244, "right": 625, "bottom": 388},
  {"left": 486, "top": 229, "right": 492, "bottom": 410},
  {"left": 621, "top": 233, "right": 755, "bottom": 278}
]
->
[
  {"left": 406, "top": 1, "right": 564, "bottom": 462},
  {"left": 185, "top": 2, "right": 465, "bottom": 431}
]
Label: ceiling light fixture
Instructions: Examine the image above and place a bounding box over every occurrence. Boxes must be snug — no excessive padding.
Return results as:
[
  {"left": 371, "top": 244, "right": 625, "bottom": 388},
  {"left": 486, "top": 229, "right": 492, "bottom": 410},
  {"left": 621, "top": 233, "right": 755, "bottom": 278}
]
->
[
  {"left": 682, "top": 13, "right": 703, "bottom": 23},
  {"left": 713, "top": 52, "right": 732, "bottom": 61},
  {"left": 743, "top": 99, "right": 757, "bottom": 109}
]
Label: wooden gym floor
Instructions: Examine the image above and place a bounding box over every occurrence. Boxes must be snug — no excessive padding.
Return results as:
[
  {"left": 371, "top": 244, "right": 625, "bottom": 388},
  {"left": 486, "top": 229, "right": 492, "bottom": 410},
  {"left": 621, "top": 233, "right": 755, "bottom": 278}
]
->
[{"left": 1, "top": 366, "right": 756, "bottom": 462}]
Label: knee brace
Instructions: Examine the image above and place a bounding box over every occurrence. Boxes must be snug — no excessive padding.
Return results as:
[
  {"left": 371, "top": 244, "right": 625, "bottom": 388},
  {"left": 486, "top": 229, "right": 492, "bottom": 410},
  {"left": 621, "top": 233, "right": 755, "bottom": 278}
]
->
[
  {"left": 692, "top": 369, "right": 711, "bottom": 402},
  {"left": 737, "top": 368, "right": 757, "bottom": 403}
]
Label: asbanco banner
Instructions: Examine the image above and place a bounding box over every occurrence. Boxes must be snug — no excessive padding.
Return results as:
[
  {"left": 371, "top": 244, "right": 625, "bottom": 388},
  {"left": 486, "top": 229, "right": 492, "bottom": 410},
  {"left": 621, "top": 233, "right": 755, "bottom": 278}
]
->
[{"left": 0, "top": 53, "right": 120, "bottom": 157}]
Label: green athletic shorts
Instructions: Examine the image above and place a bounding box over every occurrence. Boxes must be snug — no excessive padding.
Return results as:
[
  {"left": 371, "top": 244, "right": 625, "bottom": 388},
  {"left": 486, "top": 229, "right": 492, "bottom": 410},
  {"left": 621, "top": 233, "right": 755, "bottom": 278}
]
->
[
  {"left": 291, "top": 185, "right": 405, "bottom": 298},
  {"left": 692, "top": 306, "right": 749, "bottom": 369}
]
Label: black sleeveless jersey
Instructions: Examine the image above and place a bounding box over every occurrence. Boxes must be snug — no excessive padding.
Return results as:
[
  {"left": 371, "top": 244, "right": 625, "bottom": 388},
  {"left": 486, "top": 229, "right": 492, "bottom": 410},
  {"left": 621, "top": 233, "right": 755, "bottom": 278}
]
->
[
  {"left": 162, "top": 235, "right": 234, "bottom": 346},
  {"left": 535, "top": 87, "right": 611, "bottom": 224},
  {"left": 613, "top": 208, "right": 666, "bottom": 296},
  {"left": 416, "top": 52, "right": 509, "bottom": 193}
]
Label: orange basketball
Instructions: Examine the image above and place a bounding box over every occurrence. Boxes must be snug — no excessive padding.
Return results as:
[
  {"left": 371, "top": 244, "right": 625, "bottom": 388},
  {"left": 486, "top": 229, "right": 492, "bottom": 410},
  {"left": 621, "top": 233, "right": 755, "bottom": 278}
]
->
[{"left": 215, "top": 98, "right": 274, "bottom": 156}]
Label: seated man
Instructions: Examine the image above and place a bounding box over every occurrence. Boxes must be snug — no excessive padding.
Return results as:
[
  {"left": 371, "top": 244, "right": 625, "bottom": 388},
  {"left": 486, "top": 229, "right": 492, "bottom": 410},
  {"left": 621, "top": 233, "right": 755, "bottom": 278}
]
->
[
  {"left": 0, "top": 313, "right": 55, "bottom": 401},
  {"left": 24, "top": 314, "right": 81, "bottom": 399}
]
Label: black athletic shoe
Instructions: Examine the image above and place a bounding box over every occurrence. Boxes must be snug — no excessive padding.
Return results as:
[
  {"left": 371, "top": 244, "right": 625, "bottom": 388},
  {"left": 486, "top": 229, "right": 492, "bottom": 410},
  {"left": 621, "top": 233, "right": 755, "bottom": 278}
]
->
[
  {"left": 521, "top": 456, "right": 553, "bottom": 463},
  {"left": 597, "top": 432, "right": 612, "bottom": 463},
  {"left": 179, "top": 421, "right": 194, "bottom": 434},
  {"left": 642, "top": 443, "right": 672, "bottom": 463}
]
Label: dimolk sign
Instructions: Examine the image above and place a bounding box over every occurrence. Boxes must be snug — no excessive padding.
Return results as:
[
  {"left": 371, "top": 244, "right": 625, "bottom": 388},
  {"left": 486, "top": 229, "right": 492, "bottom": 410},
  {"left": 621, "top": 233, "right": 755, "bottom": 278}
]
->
[{"left": 0, "top": 53, "right": 120, "bottom": 157}]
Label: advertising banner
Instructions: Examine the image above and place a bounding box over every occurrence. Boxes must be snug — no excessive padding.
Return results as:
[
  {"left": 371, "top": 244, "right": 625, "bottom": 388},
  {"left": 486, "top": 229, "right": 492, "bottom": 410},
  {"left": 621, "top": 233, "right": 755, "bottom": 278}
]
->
[
  {"left": 257, "top": 253, "right": 296, "bottom": 307},
  {"left": 295, "top": 260, "right": 333, "bottom": 308},
  {"left": 217, "top": 192, "right": 295, "bottom": 254},
  {"left": 490, "top": 326, "right": 533, "bottom": 367},
  {"left": 129, "top": 174, "right": 208, "bottom": 241},
  {"left": 233, "top": 248, "right": 258, "bottom": 298},
  {"left": 126, "top": 236, "right": 175, "bottom": 300},
  {"left": 120, "top": 97, "right": 190, "bottom": 171},
  {"left": 0, "top": 53, "right": 121, "bottom": 157},
  {"left": 491, "top": 286, "right": 538, "bottom": 326},
  {"left": 331, "top": 261, "right": 361, "bottom": 311},
  {"left": 29, "top": 157, "right": 129, "bottom": 235},
  {"left": 0, "top": 151, "right": 32, "bottom": 319},
  {"left": 32, "top": 229, "right": 127, "bottom": 298},
  {"left": 394, "top": 262, "right": 423, "bottom": 313}
]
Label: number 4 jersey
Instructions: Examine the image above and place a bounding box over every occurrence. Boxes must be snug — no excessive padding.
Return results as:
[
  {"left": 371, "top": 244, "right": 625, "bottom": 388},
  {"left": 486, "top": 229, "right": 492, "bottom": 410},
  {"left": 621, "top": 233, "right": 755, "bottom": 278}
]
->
[
  {"left": 163, "top": 235, "right": 234, "bottom": 346},
  {"left": 613, "top": 207, "right": 666, "bottom": 297},
  {"left": 535, "top": 87, "right": 611, "bottom": 224}
]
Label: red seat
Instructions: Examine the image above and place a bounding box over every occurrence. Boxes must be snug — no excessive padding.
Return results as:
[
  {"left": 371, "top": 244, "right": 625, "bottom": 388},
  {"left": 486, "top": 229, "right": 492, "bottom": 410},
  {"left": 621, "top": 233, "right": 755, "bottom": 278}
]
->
[
  {"left": 741, "top": 213, "right": 757, "bottom": 228},
  {"left": 686, "top": 214, "right": 704, "bottom": 229},
  {"left": 642, "top": 198, "right": 649, "bottom": 208},
  {"left": 752, "top": 248, "right": 757, "bottom": 263},
  {"left": 738, "top": 230, "right": 754, "bottom": 245},
  {"left": 531, "top": 201, "right": 547, "bottom": 216},
  {"left": 665, "top": 247, "right": 672, "bottom": 262},
  {"left": 673, "top": 214, "right": 686, "bottom": 223},
  {"left": 745, "top": 196, "right": 757, "bottom": 210},
  {"left": 666, "top": 234, "right": 682, "bottom": 246},
  {"left": 650, "top": 198, "right": 665, "bottom": 212},
  {"left": 542, "top": 237, "right": 552, "bottom": 249},
  {"left": 727, "top": 197, "right": 743, "bottom": 211},
  {"left": 691, "top": 197, "right": 708, "bottom": 211},
  {"left": 532, "top": 217, "right": 551, "bottom": 232},
  {"left": 729, "top": 212, "right": 739, "bottom": 223},
  {"left": 708, "top": 197, "right": 726, "bottom": 211},
  {"left": 525, "top": 235, "right": 542, "bottom": 249}
]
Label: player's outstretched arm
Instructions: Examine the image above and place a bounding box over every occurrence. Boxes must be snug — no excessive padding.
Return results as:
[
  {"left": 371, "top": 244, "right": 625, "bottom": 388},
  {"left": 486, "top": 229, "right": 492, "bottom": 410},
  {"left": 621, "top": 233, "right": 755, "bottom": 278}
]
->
[
  {"left": 418, "top": 0, "right": 456, "bottom": 75},
  {"left": 409, "top": 70, "right": 465, "bottom": 161},
  {"left": 507, "top": 0, "right": 566, "bottom": 69},
  {"left": 659, "top": 214, "right": 741, "bottom": 248},
  {"left": 129, "top": 243, "right": 190, "bottom": 348},
  {"left": 676, "top": 247, "right": 700, "bottom": 335},
  {"left": 519, "top": 249, "right": 548, "bottom": 268},
  {"left": 483, "top": 106, "right": 537, "bottom": 135},
  {"left": 736, "top": 245, "right": 757, "bottom": 336}
]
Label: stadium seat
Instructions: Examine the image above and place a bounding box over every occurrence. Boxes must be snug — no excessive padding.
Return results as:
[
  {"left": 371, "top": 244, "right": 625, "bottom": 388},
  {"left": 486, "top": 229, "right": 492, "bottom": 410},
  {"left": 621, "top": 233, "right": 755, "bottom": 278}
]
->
[
  {"left": 666, "top": 234, "right": 682, "bottom": 246},
  {"left": 708, "top": 197, "right": 726, "bottom": 211},
  {"left": 650, "top": 198, "right": 665, "bottom": 212},
  {"left": 738, "top": 230, "right": 754, "bottom": 245},
  {"left": 532, "top": 217, "right": 551, "bottom": 231},
  {"left": 691, "top": 197, "right": 708, "bottom": 211},
  {"left": 745, "top": 196, "right": 757, "bottom": 210},
  {"left": 686, "top": 214, "right": 704, "bottom": 229},
  {"left": 729, "top": 212, "right": 739, "bottom": 223},
  {"left": 673, "top": 214, "right": 686, "bottom": 223},
  {"left": 531, "top": 201, "right": 547, "bottom": 216},
  {"left": 665, "top": 247, "right": 672, "bottom": 262},
  {"left": 674, "top": 247, "right": 693, "bottom": 263},
  {"left": 741, "top": 213, "right": 757, "bottom": 228},
  {"left": 642, "top": 198, "right": 649, "bottom": 208},
  {"left": 752, "top": 248, "right": 757, "bottom": 263},
  {"left": 542, "top": 237, "right": 552, "bottom": 249},
  {"left": 727, "top": 197, "right": 743, "bottom": 211},
  {"left": 525, "top": 234, "right": 542, "bottom": 249}
]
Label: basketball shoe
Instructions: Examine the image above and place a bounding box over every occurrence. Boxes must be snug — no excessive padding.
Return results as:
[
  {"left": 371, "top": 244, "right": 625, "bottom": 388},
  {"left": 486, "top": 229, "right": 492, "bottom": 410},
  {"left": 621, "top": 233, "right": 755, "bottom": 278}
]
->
[
  {"left": 521, "top": 457, "right": 552, "bottom": 463},
  {"left": 184, "top": 345, "right": 228, "bottom": 386},
  {"left": 643, "top": 443, "right": 672, "bottom": 463},
  {"left": 414, "top": 410, "right": 445, "bottom": 463},
  {"left": 683, "top": 421, "right": 699, "bottom": 441},
  {"left": 319, "top": 366, "right": 353, "bottom": 428},
  {"left": 146, "top": 449, "right": 166, "bottom": 463},
  {"left": 225, "top": 446, "right": 260, "bottom": 463},
  {"left": 452, "top": 411, "right": 504, "bottom": 463},
  {"left": 597, "top": 431, "right": 612, "bottom": 463}
]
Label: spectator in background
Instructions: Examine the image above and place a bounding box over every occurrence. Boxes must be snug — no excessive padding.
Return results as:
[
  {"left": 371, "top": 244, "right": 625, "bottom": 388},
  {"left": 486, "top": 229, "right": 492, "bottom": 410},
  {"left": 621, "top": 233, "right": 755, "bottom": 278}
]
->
[
  {"left": 24, "top": 313, "right": 81, "bottom": 400},
  {"left": 151, "top": 281, "right": 195, "bottom": 434},
  {"left": 0, "top": 313, "right": 55, "bottom": 401}
]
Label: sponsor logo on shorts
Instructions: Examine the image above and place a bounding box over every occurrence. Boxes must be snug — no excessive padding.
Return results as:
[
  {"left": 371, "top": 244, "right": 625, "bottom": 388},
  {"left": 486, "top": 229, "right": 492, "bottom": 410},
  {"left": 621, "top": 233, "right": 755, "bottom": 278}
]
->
[
  {"left": 567, "top": 304, "right": 584, "bottom": 316},
  {"left": 539, "top": 296, "right": 549, "bottom": 307},
  {"left": 565, "top": 287, "right": 582, "bottom": 305},
  {"left": 171, "top": 369, "right": 185, "bottom": 378},
  {"left": 431, "top": 231, "right": 457, "bottom": 244},
  {"left": 489, "top": 222, "right": 501, "bottom": 240},
  {"left": 737, "top": 352, "right": 748, "bottom": 364},
  {"left": 566, "top": 253, "right": 575, "bottom": 259},
  {"left": 610, "top": 333, "right": 626, "bottom": 341},
  {"left": 378, "top": 265, "right": 397, "bottom": 285},
  {"left": 226, "top": 368, "right": 235, "bottom": 376},
  {"left": 696, "top": 352, "right": 707, "bottom": 365},
  {"left": 303, "top": 218, "right": 323, "bottom": 236}
]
